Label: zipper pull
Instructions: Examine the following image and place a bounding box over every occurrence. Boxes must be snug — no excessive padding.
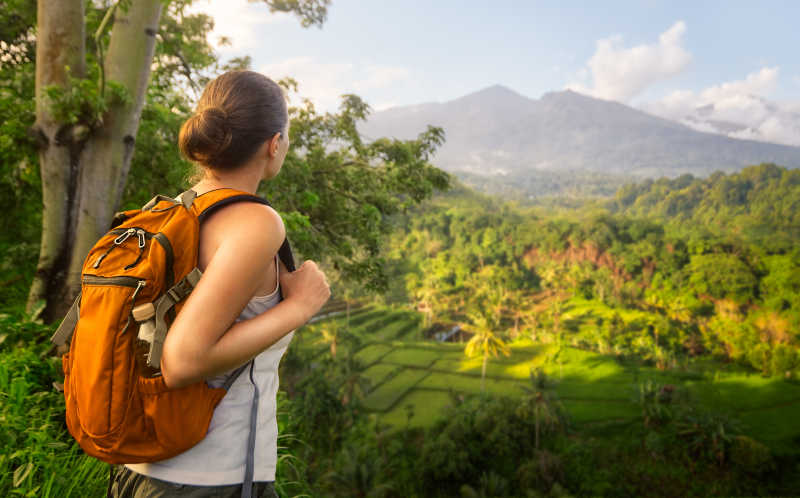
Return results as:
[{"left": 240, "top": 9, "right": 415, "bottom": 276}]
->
[
  {"left": 121, "top": 280, "right": 147, "bottom": 336},
  {"left": 125, "top": 237, "right": 148, "bottom": 270},
  {"left": 114, "top": 228, "right": 136, "bottom": 245},
  {"left": 131, "top": 280, "right": 146, "bottom": 302}
]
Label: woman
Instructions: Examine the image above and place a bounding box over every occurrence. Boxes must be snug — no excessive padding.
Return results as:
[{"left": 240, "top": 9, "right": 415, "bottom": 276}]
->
[{"left": 110, "top": 70, "right": 330, "bottom": 497}]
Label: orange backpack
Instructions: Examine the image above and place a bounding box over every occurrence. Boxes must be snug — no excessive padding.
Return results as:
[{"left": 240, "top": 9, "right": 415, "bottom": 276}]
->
[{"left": 51, "top": 188, "right": 295, "bottom": 465}]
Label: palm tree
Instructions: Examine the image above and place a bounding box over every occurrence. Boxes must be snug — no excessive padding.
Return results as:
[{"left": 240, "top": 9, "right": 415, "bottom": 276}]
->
[
  {"left": 341, "top": 287, "right": 354, "bottom": 328},
  {"left": 519, "top": 369, "right": 564, "bottom": 450},
  {"left": 548, "top": 298, "right": 566, "bottom": 377},
  {"left": 316, "top": 320, "right": 341, "bottom": 358},
  {"left": 505, "top": 289, "right": 529, "bottom": 339},
  {"left": 464, "top": 309, "right": 511, "bottom": 391},
  {"left": 337, "top": 355, "right": 371, "bottom": 406},
  {"left": 523, "top": 310, "right": 540, "bottom": 343},
  {"left": 412, "top": 272, "right": 440, "bottom": 328}
]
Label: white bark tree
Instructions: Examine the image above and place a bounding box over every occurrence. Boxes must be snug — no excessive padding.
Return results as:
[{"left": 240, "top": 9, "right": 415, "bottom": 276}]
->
[{"left": 29, "top": 0, "right": 163, "bottom": 319}]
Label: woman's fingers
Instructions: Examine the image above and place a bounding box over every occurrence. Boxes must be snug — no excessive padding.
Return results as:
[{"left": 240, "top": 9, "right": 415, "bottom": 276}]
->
[{"left": 280, "top": 259, "right": 330, "bottom": 319}]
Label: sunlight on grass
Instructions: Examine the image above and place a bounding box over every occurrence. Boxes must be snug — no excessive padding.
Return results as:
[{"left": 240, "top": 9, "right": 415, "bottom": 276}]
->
[
  {"left": 541, "top": 348, "right": 630, "bottom": 383},
  {"left": 380, "top": 389, "right": 454, "bottom": 428}
]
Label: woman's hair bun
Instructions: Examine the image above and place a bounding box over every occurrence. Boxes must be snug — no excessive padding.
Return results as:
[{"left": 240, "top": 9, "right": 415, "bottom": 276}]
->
[
  {"left": 178, "top": 70, "right": 288, "bottom": 170},
  {"left": 178, "top": 105, "right": 233, "bottom": 165}
]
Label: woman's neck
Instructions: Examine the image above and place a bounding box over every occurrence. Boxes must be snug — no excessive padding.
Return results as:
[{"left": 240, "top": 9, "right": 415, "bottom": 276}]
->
[{"left": 192, "top": 163, "right": 263, "bottom": 195}]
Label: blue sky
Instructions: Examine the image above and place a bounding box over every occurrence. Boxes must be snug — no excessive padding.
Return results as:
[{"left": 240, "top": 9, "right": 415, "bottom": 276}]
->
[{"left": 189, "top": 0, "right": 800, "bottom": 144}]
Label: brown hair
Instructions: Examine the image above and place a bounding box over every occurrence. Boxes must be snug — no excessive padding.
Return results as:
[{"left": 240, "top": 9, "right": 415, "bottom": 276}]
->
[{"left": 179, "top": 71, "right": 288, "bottom": 170}]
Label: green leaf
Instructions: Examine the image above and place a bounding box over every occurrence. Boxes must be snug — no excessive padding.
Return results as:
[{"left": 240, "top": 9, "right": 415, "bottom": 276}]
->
[{"left": 13, "top": 462, "right": 33, "bottom": 488}]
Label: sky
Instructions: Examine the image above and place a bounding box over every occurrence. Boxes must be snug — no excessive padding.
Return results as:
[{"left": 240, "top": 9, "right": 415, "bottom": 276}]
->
[{"left": 188, "top": 0, "right": 800, "bottom": 145}]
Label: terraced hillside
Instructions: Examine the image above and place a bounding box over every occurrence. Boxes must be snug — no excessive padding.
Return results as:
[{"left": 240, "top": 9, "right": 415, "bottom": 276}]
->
[{"left": 294, "top": 306, "right": 800, "bottom": 452}]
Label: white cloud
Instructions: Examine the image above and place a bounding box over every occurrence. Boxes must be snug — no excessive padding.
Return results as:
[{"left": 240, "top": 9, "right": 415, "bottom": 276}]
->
[
  {"left": 187, "top": 0, "right": 292, "bottom": 54},
  {"left": 567, "top": 21, "right": 692, "bottom": 102},
  {"left": 639, "top": 67, "right": 800, "bottom": 147},
  {"left": 258, "top": 57, "right": 410, "bottom": 112}
]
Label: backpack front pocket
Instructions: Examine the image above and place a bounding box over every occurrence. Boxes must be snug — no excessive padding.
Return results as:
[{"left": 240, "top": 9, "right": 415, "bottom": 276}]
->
[{"left": 68, "top": 275, "right": 146, "bottom": 441}]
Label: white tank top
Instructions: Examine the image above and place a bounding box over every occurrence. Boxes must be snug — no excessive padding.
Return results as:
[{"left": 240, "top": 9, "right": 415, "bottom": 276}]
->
[{"left": 126, "top": 257, "right": 291, "bottom": 484}]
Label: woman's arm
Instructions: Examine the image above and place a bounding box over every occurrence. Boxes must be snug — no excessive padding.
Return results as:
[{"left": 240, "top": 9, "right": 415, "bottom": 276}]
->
[{"left": 159, "top": 202, "right": 329, "bottom": 389}]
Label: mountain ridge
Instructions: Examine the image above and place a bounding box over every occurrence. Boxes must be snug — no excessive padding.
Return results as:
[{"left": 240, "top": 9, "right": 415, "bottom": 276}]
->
[{"left": 360, "top": 86, "right": 800, "bottom": 180}]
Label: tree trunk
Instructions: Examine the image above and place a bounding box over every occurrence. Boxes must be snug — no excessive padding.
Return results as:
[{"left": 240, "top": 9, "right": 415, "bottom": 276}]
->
[
  {"left": 29, "top": 0, "right": 163, "bottom": 321},
  {"left": 28, "top": 0, "right": 86, "bottom": 317},
  {"left": 481, "top": 353, "right": 487, "bottom": 392}
]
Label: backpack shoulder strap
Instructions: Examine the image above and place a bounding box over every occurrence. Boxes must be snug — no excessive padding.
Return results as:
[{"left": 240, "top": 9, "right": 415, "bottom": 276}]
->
[{"left": 51, "top": 293, "right": 81, "bottom": 346}]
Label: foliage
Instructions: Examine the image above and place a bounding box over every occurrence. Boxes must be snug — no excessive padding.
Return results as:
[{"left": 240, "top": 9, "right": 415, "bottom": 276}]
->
[
  {"left": 609, "top": 163, "right": 800, "bottom": 249},
  {"left": 420, "top": 393, "right": 566, "bottom": 496},
  {"left": 0, "top": 0, "right": 39, "bottom": 305},
  {"left": 388, "top": 172, "right": 800, "bottom": 377},
  {"left": 260, "top": 0, "right": 331, "bottom": 28},
  {"left": 0, "top": 313, "right": 107, "bottom": 497},
  {"left": 42, "top": 74, "right": 130, "bottom": 128}
]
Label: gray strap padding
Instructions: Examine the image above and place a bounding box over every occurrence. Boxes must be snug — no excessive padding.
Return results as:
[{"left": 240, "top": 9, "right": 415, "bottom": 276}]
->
[
  {"left": 141, "top": 194, "right": 180, "bottom": 211},
  {"left": 241, "top": 360, "right": 259, "bottom": 498},
  {"left": 184, "top": 267, "right": 202, "bottom": 288},
  {"left": 177, "top": 189, "right": 197, "bottom": 209},
  {"left": 147, "top": 268, "right": 203, "bottom": 368},
  {"left": 51, "top": 294, "right": 81, "bottom": 346}
]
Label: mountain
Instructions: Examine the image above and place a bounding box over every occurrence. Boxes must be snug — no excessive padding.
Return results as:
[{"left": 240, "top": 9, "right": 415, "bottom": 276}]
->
[{"left": 360, "top": 86, "right": 800, "bottom": 181}]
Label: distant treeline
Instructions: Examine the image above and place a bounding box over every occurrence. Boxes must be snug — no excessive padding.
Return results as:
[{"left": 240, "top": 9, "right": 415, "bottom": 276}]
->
[
  {"left": 609, "top": 163, "right": 800, "bottom": 249},
  {"left": 456, "top": 168, "right": 634, "bottom": 200}
]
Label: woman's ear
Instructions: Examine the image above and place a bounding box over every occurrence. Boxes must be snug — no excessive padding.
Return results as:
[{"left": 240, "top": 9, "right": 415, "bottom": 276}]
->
[{"left": 268, "top": 132, "right": 281, "bottom": 158}]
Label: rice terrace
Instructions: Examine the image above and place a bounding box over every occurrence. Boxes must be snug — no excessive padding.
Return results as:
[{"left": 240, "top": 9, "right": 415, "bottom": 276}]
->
[{"left": 298, "top": 302, "right": 800, "bottom": 448}]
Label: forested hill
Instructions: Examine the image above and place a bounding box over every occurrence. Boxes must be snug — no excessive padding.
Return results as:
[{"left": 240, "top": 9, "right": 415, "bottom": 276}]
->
[{"left": 608, "top": 163, "right": 800, "bottom": 247}]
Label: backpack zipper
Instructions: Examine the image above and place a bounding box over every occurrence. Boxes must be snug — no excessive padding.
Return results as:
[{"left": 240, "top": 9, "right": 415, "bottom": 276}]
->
[
  {"left": 82, "top": 274, "right": 144, "bottom": 287},
  {"left": 92, "top": 227, "right": 155, "bottom": 270}
]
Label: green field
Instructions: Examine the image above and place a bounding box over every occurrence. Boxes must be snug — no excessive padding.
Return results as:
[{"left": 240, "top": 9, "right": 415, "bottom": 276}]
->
[{"left": 297, "top": 306, "right": 800, "bottom": 451}]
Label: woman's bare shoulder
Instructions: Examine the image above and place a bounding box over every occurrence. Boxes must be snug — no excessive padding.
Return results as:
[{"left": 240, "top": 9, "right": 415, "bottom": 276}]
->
[
  {"left": 198, "top": 201, "right": 286, "bottom": 274},
  {"left": 202, "top": 201, "right": 285, "bottom": 247}
]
